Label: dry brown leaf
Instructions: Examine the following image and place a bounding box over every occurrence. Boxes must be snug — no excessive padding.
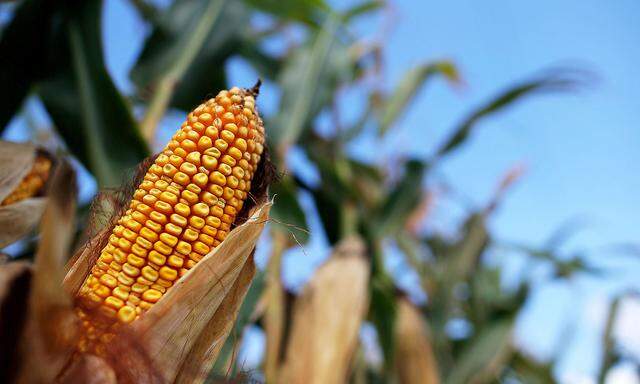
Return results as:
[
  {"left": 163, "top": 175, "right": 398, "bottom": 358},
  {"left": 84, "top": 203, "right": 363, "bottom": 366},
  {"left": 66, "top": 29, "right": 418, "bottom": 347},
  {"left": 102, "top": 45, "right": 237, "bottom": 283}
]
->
[
  {"left": 59, "top": 355, "right": 117, "bottom": 384},
  {"left": 127, "top": 203, "right": 271, "bottom": 382},
  {"left": 264, "top": 230, "right": 288, "bottom": 383},
  {"left": 174, "top": 254, "right": 256, "bottom": 384},
  {"left": 0, "top": 262, "right": 32, "bottom": 383},
  {"left": 0, "top": 141, "right": 36, "bottom": 202},
  {"left": 395, "top": 298, "right": 440, "bottom": 384},
  {"left": 62, "top": 227, "right": 110, "bottom": 296},
  {"left": 0, "top": 197, "right": 47, "bottom": 249},
  {"left": 280, "top": 237, "right": 370, "bottom": 384},
  {"left": 15, "top": 161, "right": 79, "bottom": 383}
]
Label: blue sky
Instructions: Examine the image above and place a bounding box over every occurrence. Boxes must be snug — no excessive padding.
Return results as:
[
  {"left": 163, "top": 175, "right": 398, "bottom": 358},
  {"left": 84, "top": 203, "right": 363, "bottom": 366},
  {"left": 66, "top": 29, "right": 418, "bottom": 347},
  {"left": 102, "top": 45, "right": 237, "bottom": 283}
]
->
[{"left": 3, "top": 0, "right": 640, "bottom": 382}]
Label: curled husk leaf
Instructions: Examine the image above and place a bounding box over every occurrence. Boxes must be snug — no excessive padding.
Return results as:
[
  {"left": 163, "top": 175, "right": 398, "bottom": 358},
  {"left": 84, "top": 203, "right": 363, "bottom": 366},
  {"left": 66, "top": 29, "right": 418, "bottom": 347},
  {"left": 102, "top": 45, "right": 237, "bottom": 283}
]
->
[
  {"left": 395, "top": 297, "right": 440, "bottom": 384},
  {"left": 0, "top": 141, "right": 55, "bottom": 248},
  {"left": 281, "top": 237, "right": 370, "bottom": 384}
]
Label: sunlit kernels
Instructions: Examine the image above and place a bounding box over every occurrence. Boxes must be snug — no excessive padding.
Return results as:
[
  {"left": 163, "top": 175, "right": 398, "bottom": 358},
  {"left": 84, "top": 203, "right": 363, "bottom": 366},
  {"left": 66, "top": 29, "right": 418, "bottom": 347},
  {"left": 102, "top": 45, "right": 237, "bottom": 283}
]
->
[
  {"left": 141, "top": 266, "right": 159, "bottom": 282},
  {"left": 186, "top": 130, "right": 199, "bottom": 142},
  {"left": 209, "top": 171, "right": 226, "bottom": 186},
  {"left": 137, "top": 227, "right": 156, "bottom": 243},
  {"left": 174, "top": 202, "right": 190, "bottom": 217},
  {"left": 227, "top": 176, "right": 239, "bottom": 189},
  {"left": 221, "top": 155, "right": 236, "bottom": 167},
  {"left": 131, "top": 211, "right": 146, "bottom": 224},
  {"left": 130, "top": 244, "right": 146, "bottom": 258},
  {"left": 118, "top": 238, "right": 132, "bottom": 252},
  {"left": 199, "top": 234, "right": 215, "bottom": 246},
  {"left": 173, "top": 172, "right": 190, "bottom": 186},
  {"left": 186, "top": 260, "right": 197, "bottom": 269},
  {"left": 136, "top": 276, "right": 152, "bottom": 286},
  {"left": 179, "top": 162, "right": 197, "bottom": 176},
  {"left": 202, "top": 226, "right": 217, "bottom": 238},
  {"left": 186, "top": 151, "right": 201, "bottom": 165},
  {"left": 141, "top": 180, "right": 154, "bottom": 191},
  {"left": 167, "top": 184, "right": 182, "bottom": 195},
  {"left": 209, "top": 184, "right": 224, "bottom": 197},
  {"left": 193, "top": 242, "right": 210, "bottom": 255},
  {"left": 142, "top": 289, "right": 162, "bottom": 303},
  {"left": 189, "top": 216, "right": 205, "bottom": 229},
  {"left": 167, "top": 256, "right": 184, "bottom": 268},
  {"left": 165, "top": 223, "right": 182, "bottom": 236},
  {"left": 117, "top": 306, "right": 136, "bottom": 323},
  {"left": 181, "top": 139, "right": 197, "bottom": 152},
  {"left": 179, "top": 190, "right": 197, "bottom": 205},
  {"left": 148, "top": 251, "right": 166, "bottom": 266},
  {"left": 228, "top": 147, "right": 243, "bottom": 161},
  {"left": 154, "top": 241, "right": 172, "bottom": 256},
  {"left": 204, "top": 125, "right": 219, "bottom": 140},
  {"left": 176, "top": 241, "right": 191, "bottom": 255},
  {"left": 215, "top": 231, "right": 228, "bottom": 242},
  {"left": 174, "top": 147, "right": 187, "bottom": 158},
  {"left": 154, "top": 201, "right": 173, "bottom": 215},
  {"left": 159, "top": 267, "right": 178, "bottom": 281},
  {"left": 105, "top": 297, "right": 124, "bottom": 310},
  {"left": 247, "top": 140, "right": 256, "bottom": 152},
  {"left": 113, "top": 226, "right": 125, "bottom": 236},
  {"left": 142, "top": 194, "right": 157, "bottom": 206},
  {"left": 127, "top": 254, "right": 145, "bottom": 268},
  {"left": 214, "top": 139, "right": 228, "bottom": 152},
  {"left": 122, "top": 263, "right": 141, "bottom": 278},
  {"left": 113, "top": 249, "right": 127, "bottom": 263},
  {"left": 192, "top": 122, "right": 205, "bottom": 134},
  {"left": 139, "top": 301, "right": 152, "bottom": 310},
  {"left": 155, "top": 278, "right": 172, "bottom": 288},
  {"left": 163, "top": 164, "right": 178, "bottom": 177},
  {"left": 145, "top": 220, "right": 162, "bottom": 234},
  {"left": 251, "top": 154, "right": 261, "bottom": 166},
  {"left": 112, "top": 287, "right": 129, "bottom": 301},
  {"left": 159, "top": 191, "right": 178, "bottom": 205},
  {"left": 206, "top": 215, "right": 221, "bottom": 228},
  {"left": 201, "top": 192, "right": 217, "bottom": 206},
  {"left": 202, "top": 155, "right": 218, "bottom": 171},
  {"left": 149, "top": 211, "right": 167, "bottom": 225},
  {"left": 156, "top": 154, "right": 169, "bottom": 166},
  {"left": 159, "top": 233, "right": 178, "bottom": 247},
  {"left": 224, "top": 205, "right": 237, "bottom": 216},
  {"left": 94, "top": 285, "right": 110, "bottom": 298},
  {"left": 199, "top": 113, "right": 213, "bottom": 124},
  {"left": 223, "top": 187, "right": 235, "bottom": 200},
  {"left": 223, "top": 124, "right": 238, "bottom": 136},
  {"left": 218, "top": 164, "right": 232, "bottom": 178},
  {"left": 168, "top": 140, "right": 180, "bottom": 150},
  {"left": 118, "top": 273, "right": 135, "bottom": 286},
  {"left": 170, "top": 214, "right": 188, "bottom": 228},
  {"left": 169, "top": 155, "right": 183, "bottom": 167},
  {"left": 193, "top": 173, "right": 208, "bottom": 187},
  {"left": 133, "top": 189, "right": 146, "bottom": 201},
  {"left": 183, "top": 228, "right": 199, "bottom": 242},
  {"left": 218, "top": 97, "right": 232, "bottom": 108},
  {"left": 232, "top": 164, "right": 245, "bottom": 179},
  {"left": 192, "top": 203, "right": 209, "bottom": 217},
  {"left": 108, "top": 261, "right": 122, "bottom": 272},
  {"left": 99, "top": 251, "right": 114, "bottom": 264},
  {"left": 220, "top": 220, "right": 232, "bottom": 232}
]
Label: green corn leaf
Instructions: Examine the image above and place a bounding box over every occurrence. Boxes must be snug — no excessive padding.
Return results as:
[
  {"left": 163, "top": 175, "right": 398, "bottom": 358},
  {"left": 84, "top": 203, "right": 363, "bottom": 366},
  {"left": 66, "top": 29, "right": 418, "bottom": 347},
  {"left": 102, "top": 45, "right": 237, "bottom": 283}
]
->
[
  {"left": 0, "top": 0, "right": 57, "bottom": 131},
  {"left": 272, "top": 14, "right": 342, "bottom": 148},
  {"left": 376, "top": 159, "right": 426, "bottom": 237},
  {"left": 243, "top": 0, "right": 329, "bottom": 26},
  {"left": 445, "top": 318, "right": 514, "bottom": 384},
  {"left": 378, "top": 61, "right": 459, "bottom": 136},
  {"left": 342, "top": 0, "right": 385, "bottom": 21},
  {"left": 270, "top": 176, "right": 310, "bottom": 245},
  {"left": 38, "top": 0, "right": 148, "bottom": 188},
  {"left": 434, "top": 69, "right": 582, "bottom": 159}
]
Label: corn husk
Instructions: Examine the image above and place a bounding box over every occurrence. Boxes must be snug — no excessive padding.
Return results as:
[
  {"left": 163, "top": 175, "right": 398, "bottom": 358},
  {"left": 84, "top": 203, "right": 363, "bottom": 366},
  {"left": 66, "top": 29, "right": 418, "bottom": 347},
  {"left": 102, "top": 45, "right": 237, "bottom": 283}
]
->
[
  {"left": 395, "top": 298, "right": 440, "bottom": 384},
  {"left": 13, "top": 161, "right": 80, "bottom": 383},
  {"left": 0, "top": 141, "right": 48, "bottom": 248},
  {"left": 124, "top": 202, "right": 270, "bottom": 382},
  {"left": 264, "top": 230, "right": 288, "bottom": 383},
  {"left": 280, "top": 236, "right": 370, "bottom": 384}
]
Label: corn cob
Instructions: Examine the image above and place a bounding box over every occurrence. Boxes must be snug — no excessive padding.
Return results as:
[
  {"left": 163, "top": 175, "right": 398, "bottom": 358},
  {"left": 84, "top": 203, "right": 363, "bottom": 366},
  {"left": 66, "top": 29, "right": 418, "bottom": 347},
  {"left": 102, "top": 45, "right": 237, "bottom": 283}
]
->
[
  {"left": 1, "top": 154, "right": 52, "bottom": 206},
  {"left": 75, "top": 85, "right": 265, "bottom": 351}
]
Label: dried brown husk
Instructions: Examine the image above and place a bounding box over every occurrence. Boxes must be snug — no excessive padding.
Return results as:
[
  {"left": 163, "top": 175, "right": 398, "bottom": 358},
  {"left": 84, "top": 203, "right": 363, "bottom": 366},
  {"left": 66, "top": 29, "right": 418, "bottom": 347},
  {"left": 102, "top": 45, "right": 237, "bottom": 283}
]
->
[
  {"left": 0, "top": 141, "right": 52, "bottom": 248},
  {"left": 12, "top": 161, "right": 80, "bottom": 383},
  {"left": 395, "top": 297, "right": 440, "bottom": 384},
  {"left": 280, "top": 237, "right": 370, "bottom": 384}
]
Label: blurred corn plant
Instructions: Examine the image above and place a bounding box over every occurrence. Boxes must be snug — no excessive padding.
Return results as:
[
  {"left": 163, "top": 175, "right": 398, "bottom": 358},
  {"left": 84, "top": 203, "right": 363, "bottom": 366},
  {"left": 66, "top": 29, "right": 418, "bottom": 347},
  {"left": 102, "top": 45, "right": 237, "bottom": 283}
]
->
[{"left": 0, "top": 0, "right": 634, "bottom": 383}]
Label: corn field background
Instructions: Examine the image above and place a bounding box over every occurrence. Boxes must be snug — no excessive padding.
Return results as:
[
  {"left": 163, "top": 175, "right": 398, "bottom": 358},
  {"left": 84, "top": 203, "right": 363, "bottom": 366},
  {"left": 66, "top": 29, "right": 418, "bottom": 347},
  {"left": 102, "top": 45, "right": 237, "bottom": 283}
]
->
[{"left": 0, "top": 0, "right": 639, "bottom": 383}]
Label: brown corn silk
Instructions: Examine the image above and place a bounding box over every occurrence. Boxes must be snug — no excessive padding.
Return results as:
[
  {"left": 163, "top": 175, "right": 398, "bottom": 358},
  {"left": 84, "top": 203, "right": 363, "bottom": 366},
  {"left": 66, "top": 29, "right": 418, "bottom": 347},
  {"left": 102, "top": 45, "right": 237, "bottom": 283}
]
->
[
  {"left": 75, "top": 85, "right": 265, "bottom": 353},
  {"left": 1, "top": 154, "right": 52, "bottom": 206}
]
